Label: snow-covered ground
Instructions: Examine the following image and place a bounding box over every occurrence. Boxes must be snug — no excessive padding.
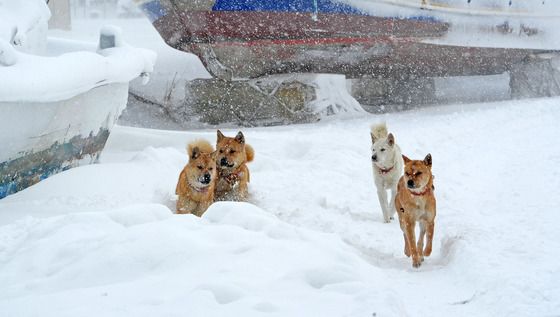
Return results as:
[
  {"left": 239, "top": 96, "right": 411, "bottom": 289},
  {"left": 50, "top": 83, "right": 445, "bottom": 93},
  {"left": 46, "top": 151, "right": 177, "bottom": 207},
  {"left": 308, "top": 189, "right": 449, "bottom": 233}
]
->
[{"left": 1, "top": 99, "right": 559, "bottom": 316}]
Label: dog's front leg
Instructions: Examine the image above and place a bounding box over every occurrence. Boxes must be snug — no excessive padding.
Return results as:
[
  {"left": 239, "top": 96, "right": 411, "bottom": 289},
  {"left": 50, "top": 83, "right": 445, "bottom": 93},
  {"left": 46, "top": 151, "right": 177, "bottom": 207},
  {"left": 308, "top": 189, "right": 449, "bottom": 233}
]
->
[
  {"left": 195, "top": 199, "right": 213, "bottom": 217},
  {"left": 176, "top": 196, "right": 188, "bottom": 214},
  {"left": 388, "top": 186, "right": 398, "bottom": 221},
  {"left": 417, "top": 220, "right": 426, "bottom": 262},
  {"left": 237, "top": 182, "right": 249, "bottom": 202},
  {"left": 424, "top": 219, "right": 434, "bottom": 257},
  {"left": 177, "top": 198, "right": 197, "bottom": 215},
  {"left": 376, "top": 188, "right": 390, "bottom": 223},
  {"left": 404, "top": 220, "right": 421, "bottom": 268}
]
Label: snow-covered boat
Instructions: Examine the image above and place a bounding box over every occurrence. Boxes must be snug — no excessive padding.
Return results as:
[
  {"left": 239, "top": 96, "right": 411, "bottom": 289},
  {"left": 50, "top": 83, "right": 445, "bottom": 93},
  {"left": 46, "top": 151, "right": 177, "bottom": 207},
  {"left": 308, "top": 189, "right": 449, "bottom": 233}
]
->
[
  {"left": 139, "top": 0, "right": 560, "bottom": 80},
  {"left": 0, "top": 0, "right": 156, "bottom": 199}
]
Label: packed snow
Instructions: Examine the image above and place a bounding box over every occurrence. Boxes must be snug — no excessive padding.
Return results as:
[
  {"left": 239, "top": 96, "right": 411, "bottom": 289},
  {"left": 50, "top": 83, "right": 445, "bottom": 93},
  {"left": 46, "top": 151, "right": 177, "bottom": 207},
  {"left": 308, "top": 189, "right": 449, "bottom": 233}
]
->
[
  {"left": 48, "top": 17, "right": 211, "bottom": 109},
  {"left": 0, "top": 26, "right": 156, "bottom": 102},
  {"left": 0, "top": 0, "right": 50, "bottom": 53},
  {"left": 1, "top": 99, "right": 559, "bottom": 316},
  {"left": 341, "top": 0, "right": 560, "bottom": 50}
]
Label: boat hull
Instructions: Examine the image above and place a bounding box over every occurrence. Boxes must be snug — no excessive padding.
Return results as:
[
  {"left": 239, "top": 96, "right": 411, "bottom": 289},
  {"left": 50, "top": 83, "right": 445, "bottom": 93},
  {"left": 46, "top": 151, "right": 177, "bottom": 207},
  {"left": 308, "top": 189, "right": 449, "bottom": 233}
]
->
[
  {"left": 0, "top": 83, "right": 129, "bottom": 199},
  {"left": 142, "top": 0, "right": 556, "bottom": 79}
]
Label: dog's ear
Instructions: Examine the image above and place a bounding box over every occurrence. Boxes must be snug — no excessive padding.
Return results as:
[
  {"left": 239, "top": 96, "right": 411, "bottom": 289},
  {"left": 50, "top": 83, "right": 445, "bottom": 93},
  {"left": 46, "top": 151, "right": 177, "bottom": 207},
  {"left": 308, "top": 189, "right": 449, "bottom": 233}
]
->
[
  {"left": 424, "top": 153, "right": 432, "bottom": 167},
  {"left": 190, "top": 146, "right": 201, "bottom": 160},
  {"left": 235, "top": 131, "right": 245, "bottom": 144},
  {"left": 217, "top": 130, "right": 225, "bottom": 142},
  {"left": 402, "top": 155, "right": 411, "bottom": 163},
  {"left": 387, "top": 133, "right": 395, "bottom": 146},
  {"left": 370, "top": 132, "right": 376, "bottom": 144}
]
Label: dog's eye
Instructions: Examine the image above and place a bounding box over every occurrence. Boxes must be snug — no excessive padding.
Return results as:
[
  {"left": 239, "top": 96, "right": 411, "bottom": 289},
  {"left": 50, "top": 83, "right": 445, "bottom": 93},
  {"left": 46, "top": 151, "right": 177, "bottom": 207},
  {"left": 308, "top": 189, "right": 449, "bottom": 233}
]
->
[
  {"left": 415, "top": 172, "right": 422, "bottom": 176},
  {"left": 380, "top": 148, "right": 385, "bottom": 152},
  {"left": 230, "top": 150, "right": 236, "bottom": 154},
  {"left": 219, "top": 149, "right": 223, "bottom": 154},
  {"left": 209, "top": 167, "right": 213, "bottom": 171},
  {"left": 197, "top": 166, "right": 203, "bottom": 170}
]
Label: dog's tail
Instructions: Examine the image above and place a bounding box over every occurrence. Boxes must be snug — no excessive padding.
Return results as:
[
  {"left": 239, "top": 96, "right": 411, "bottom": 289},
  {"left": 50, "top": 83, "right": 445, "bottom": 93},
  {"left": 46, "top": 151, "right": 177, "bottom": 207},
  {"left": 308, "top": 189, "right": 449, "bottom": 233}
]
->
[
  {"left": 370, "top": 122, "right": 388, "bottom": 142},
  {"left": 245, "top": 144, "right": 254, "bottom": 163},
  {"left": 187, "top": 139, "right": 214, "bottom": 157}
]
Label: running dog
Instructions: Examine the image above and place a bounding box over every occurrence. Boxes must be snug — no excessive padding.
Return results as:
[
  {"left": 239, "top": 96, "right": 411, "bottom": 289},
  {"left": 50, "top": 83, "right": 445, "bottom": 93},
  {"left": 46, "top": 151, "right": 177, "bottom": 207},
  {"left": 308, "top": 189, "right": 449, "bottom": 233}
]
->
[
  {"left": 215, "top": 130, "right": 254, "bottom": 201},
  {"left": 395, "top": 154, "right": 436, "bottom": 268},
  {"left": 175, "top": 140, "right": 217, "bottom": 216},
  {"left": 371, "top": 123, "right": 404, "bottom": 223}
]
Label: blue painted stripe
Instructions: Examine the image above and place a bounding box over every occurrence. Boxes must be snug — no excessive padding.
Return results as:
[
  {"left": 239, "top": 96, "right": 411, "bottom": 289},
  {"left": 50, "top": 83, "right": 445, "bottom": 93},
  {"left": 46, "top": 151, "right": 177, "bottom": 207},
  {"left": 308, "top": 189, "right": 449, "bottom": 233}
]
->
[
  {"left": 140, "top": 0, "right": 166, "bottom": 22},
  {"left": 212, "top": 0, "right": 364, "bottom": 15}
]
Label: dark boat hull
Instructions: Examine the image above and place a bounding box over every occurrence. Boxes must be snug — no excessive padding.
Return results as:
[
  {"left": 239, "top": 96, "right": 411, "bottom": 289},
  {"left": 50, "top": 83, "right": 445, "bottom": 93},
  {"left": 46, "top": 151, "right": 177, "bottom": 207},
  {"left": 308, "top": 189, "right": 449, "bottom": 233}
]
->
[{"left": 142, "top": 0, "right": 553, "bottom": 79}]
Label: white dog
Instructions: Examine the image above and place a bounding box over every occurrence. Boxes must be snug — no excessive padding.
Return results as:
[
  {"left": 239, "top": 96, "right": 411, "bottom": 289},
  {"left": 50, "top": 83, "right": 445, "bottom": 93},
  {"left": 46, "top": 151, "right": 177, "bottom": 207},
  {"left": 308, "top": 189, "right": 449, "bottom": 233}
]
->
[{"left": 371, "top": 123, "right": 404, "bottom": 223}]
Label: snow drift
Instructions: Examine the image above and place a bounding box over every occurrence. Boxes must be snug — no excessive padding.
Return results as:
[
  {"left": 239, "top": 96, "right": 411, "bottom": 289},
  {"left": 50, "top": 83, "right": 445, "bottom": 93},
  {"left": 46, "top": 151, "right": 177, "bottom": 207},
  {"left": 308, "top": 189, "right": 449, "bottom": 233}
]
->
[{"left": 0, "top": 99, "right": 559, "bottom": 316}]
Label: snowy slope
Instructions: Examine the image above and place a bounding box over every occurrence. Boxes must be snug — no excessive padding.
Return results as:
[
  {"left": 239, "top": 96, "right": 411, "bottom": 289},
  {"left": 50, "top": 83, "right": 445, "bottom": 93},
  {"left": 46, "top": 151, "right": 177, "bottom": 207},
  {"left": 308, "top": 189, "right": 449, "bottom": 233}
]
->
[{"left": 1, "top": 99, "right": 559, "bottom": 316}]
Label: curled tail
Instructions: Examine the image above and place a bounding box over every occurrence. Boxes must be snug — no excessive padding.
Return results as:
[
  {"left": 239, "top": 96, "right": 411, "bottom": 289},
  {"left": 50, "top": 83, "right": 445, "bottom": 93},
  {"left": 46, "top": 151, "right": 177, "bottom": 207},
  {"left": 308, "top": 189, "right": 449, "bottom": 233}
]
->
[
  {"left": 187, "top": 139, "right": 214, "bottom": 157},
  {"left": 370, "top": 122, "right": 388, "bottom": 143},
  {"left": 245, "top": 144, "right": 254, "bottom": 162}
]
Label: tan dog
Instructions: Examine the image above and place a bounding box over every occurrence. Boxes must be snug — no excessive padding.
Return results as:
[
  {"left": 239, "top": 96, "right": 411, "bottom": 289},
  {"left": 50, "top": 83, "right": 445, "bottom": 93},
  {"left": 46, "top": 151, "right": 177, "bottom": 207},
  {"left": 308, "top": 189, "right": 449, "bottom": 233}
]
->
[
  {"left": 395, "top": 154, "right": 436, "bottom": 268},
  {"left": 215, "top": 130, "right": 254, "bottom": 202},
  {"left": 175, "top": 140, "right": 217, "bottom": 216}
]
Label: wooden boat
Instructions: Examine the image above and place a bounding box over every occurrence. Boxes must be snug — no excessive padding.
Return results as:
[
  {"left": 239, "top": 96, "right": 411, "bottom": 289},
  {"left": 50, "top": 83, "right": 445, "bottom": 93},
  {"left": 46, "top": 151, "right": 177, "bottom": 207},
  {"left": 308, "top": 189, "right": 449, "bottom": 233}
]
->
[
  {"left": 139, "top": 0, "right": 560, "bottom": 80},
  {"left": 0, "top": 6, "right": 155, "bottom": 199}
]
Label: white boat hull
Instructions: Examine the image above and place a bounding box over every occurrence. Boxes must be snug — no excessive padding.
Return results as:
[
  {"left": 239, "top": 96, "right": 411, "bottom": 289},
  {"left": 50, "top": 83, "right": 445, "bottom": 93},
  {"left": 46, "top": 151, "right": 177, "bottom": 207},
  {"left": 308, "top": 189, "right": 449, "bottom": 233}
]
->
[{"left": 0, "top": 83, "right": 129, "bottom": 198}]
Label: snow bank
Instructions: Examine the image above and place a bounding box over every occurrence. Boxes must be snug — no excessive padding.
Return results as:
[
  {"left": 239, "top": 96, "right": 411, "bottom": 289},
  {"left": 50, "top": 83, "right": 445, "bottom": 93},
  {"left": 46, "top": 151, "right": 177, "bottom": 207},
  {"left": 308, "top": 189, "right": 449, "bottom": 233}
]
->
[
  {"left": 0, "top": 26, "right": 156, "bottom": 102},
  {"left": 0, "top": 201, "right": 396, "bottom": 316},
  {"left": 1, "top": 99, "right": 559, "bottom": 315}
]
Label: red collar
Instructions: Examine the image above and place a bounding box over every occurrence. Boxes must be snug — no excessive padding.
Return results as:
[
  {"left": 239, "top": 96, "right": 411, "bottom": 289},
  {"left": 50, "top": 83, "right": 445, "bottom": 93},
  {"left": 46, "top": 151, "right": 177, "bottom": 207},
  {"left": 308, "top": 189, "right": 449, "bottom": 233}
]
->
[
  {"left": 221, "top": 169, "right": 243, "bottom": 185},
  {"left": 377, "top": 165, "right": 394, "bottom": 175},
  {"left": 409, "top": 186, "right": 431, "bottom": 196}
]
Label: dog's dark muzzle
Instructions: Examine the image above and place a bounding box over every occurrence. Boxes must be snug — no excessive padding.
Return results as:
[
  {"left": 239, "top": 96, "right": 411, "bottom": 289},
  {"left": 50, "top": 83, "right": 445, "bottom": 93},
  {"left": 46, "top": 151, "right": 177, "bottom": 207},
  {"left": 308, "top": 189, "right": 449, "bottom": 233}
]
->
[
  {"left": 407, "top": 179, "right": 415, "bottom": 188},
  {"left": 220, "top": 157, "right": 234, "bottom": 168},
  {"left": 200, "top": 173, "right": 212, "bottom": 184}
]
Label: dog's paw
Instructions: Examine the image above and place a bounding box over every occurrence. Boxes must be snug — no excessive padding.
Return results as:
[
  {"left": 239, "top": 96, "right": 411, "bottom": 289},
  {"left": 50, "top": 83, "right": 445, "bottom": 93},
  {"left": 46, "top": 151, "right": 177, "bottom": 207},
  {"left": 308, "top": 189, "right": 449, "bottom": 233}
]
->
[{"left": 412, "top": 256, "right": 422, "bottom": 268}]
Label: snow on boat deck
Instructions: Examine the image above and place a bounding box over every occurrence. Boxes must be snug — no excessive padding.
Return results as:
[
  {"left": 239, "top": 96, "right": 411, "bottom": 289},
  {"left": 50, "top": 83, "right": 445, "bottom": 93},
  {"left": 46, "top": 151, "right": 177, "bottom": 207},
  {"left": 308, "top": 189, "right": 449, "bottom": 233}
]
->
[{"left": 0, "top": 98, "right": 559, "bottom": 316}]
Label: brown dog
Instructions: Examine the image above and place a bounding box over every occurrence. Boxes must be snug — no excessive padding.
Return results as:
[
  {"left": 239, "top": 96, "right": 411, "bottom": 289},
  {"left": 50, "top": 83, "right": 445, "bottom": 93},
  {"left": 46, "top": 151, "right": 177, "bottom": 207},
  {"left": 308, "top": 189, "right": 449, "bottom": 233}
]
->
[
  {"left": 175, "top": 140, "right": 217, "bottom": 216},
  {"left": 395, "top": 154, "right": 436, "bottom": 268},
  {"left": 215, "top": 130, "right": 254, "bottom": 202}
]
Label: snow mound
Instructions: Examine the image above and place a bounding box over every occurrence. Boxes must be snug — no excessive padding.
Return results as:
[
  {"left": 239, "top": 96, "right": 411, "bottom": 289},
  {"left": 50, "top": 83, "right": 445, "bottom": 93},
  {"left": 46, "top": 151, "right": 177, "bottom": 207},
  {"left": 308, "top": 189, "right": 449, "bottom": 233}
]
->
[
  {"left": 0, "top": 201, "right": 396, "bottom": 316},
  {"left": 1, "top": 99, "right": 560, "bottom": 315},
  {"left": 309, "top": 74, "right": 365, "bottom": 116}
]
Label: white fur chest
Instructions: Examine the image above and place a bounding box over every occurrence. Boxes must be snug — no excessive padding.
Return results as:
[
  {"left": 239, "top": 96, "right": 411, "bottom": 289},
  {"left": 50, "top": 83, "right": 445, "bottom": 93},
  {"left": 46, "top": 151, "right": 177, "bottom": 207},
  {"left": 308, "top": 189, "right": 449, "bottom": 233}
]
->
[{"left": 410, "top": 197, "right": 428, "bottom": 219}]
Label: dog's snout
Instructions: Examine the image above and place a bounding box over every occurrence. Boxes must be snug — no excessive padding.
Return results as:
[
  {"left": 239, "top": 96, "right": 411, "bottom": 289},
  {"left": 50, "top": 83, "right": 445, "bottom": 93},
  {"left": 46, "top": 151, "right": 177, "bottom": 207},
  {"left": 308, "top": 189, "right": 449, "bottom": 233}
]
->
[
  {"left": 371, "top": 154, "right": 377, "bottom": 162},
  {"left": 407, "top": 179, "right": 415, "bottom": 188},
  {"left": 201, "top": 173, "right": 211, "bottom": 184},
  {"left": 220, "top": 157, "right": 229, "bottom": 166}
]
